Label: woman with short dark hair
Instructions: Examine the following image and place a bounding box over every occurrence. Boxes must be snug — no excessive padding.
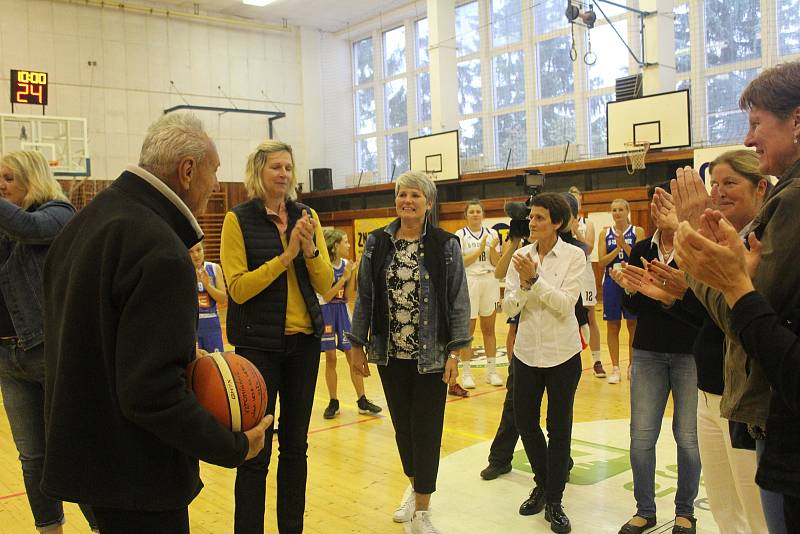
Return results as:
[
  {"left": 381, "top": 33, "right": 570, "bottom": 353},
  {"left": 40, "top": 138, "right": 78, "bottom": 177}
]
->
[{"left": 503, "top": 192, "right": 586, "bottom": 533}]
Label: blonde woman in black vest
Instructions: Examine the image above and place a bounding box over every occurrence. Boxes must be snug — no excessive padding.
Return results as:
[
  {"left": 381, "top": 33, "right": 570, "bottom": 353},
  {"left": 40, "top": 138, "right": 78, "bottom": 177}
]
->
[{"left": 220, "top": 140, "right": 332, "bottom": 534}]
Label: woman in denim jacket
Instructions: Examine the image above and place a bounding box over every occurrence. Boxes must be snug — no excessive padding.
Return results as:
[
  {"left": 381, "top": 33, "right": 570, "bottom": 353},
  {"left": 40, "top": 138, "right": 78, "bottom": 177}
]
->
[
  {"left": 348, "top": 170, "right": 471, "bottom": 534},
  {"left": 0, "top": 151, "right": 97, "bottom": 533}
]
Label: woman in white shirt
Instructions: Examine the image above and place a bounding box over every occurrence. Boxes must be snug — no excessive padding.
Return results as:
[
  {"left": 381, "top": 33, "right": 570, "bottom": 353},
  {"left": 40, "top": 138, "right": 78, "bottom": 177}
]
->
[{"left": 503, "top": 193, "right": 586, "bottom": 534}]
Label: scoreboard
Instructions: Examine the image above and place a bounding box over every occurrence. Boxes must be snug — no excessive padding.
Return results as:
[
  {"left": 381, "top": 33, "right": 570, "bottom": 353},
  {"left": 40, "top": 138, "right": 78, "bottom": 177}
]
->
[{"left": 10, "top": 69, "right": 48, "bottom": 106}]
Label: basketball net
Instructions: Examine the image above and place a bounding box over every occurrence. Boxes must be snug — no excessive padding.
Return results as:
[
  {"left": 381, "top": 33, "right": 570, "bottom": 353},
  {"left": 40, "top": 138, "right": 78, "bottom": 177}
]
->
[{"left": 624, "top": 142, "right": 650, "bottom": 175}]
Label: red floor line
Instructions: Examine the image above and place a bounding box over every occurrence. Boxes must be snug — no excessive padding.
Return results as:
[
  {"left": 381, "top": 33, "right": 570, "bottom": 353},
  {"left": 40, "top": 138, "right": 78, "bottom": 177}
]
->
[
  {"left": 0, "top": 490, "right": 26, "bottom": 501},
  {"left": 308, "top": 415, "right": 384, "bottom": 435}
]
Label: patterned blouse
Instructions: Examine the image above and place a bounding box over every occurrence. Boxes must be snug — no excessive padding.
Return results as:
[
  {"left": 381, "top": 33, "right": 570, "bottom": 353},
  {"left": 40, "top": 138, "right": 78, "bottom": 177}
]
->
[{"left": 386, "top": 239, "right": 421, "bottom": 359}]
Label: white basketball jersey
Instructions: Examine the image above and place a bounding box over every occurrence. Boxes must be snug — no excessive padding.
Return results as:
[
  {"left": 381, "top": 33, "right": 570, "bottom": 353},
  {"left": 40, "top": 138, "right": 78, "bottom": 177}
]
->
[{"left": 459, "top": 226, "right": 500, "bottom": 276}]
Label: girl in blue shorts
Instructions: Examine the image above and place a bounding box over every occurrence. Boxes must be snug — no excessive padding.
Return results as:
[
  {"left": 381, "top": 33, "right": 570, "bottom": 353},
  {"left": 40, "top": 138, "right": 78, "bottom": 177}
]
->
[
  {"left": 320, "top": 229, "right": 382, "bottom": 419},
  {"left": 190, "top": 242, "right": 227, "bottom": 353},
  {"left": 597, "top": 199, "right": 643, "bottom": 384}
]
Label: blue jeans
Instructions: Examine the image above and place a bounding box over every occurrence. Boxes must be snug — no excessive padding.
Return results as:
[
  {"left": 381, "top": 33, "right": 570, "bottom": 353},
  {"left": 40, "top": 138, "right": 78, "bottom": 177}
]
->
[
  {"left": 0, "top": 341, "right": 97, "bottom": 532},
  {"left": 629, "top": 349, "right": 700, "bottom": 518},
  {"left": 756, "top": 438, "right": 788, "bottom": 534}
]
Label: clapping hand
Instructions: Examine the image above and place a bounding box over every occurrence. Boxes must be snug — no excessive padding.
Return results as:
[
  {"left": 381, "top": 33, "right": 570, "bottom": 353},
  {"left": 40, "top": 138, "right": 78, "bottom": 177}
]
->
[
  {"left": 671, "top": 166, "right": 712, "bottom": 230},
  {"left": 512, "top": 251, "right": 538, "bottom": 286}
]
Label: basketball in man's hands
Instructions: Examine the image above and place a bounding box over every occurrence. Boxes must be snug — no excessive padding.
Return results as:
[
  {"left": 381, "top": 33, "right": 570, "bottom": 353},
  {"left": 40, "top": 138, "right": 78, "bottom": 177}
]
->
[{"left": 186, "top": 352, "right": 268, "bottom": 432}]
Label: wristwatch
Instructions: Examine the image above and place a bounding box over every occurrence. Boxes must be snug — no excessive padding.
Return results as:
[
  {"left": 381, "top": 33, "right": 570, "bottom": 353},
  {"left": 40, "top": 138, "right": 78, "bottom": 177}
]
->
[
  {"left": 447, "top": 353, "right": 460, "bottom": 361},
  {"left": 304, "top": 248, "right": 320, "bottom": 259}
]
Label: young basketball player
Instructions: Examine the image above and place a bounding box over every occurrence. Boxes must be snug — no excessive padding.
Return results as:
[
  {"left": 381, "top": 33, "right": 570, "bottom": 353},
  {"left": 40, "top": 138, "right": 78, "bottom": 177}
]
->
[
  {"left": 320, "top": 229, "right": 382, "bottom": 418},
  {"left": 190, "top": 241, "right": 227, "bottom": 353}
]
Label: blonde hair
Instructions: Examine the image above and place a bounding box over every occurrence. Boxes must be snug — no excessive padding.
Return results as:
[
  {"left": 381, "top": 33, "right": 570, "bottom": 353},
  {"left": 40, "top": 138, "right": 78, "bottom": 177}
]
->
[
  {"left": 324, "top": 228, "right": 346, "bottom": 257},
  {"left": 709, "top": 150, "right": 768, "bottom": 188},
  {"left": 0, "top": 151, "right": 68, "bottom": 208},
  {"left": 244, "top": 140, "right": 297, "bottom": 201},
  {"left": 611, "top": 198, "right": 630, "bottom": 211},
  {"left": 395, "top": 170, "right": 437, "bottom": 205}
]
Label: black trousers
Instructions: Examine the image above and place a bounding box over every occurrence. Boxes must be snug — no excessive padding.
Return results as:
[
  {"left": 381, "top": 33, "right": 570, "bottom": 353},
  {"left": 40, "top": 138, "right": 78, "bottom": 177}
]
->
[
  {"left": 786, "top": 494, "right": 799, "bottom": 532},
  {"left": 93, "top": 506, "right": 188, "bottom": 534},
  {"left": 513, "top": 353, "right": 581, "bottom": 504},
  {"left": 378, "top": 357, "right": 447, "bottom": 494},
  {"left": 234, "top": 334, "right": 321, "bottom": 534},
  {"left": 487, "top": 358, "right": 519, "bottom": 467}
]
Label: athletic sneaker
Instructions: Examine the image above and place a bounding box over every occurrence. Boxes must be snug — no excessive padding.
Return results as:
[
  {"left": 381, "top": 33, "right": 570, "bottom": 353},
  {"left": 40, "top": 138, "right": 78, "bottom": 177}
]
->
[
  {"left": 392, "top": 489, "right": 415, "bottom": 523},
  {"left": 486, "top": 372, "right": 504, "bottom": 386},
  {"left": 608, "top": 367, "right": 621, "bottom": 384},
  {"left": 411, "top": 510, "right": 441, "bottom": 534},
  {"left": 593, "top": 361, "right": 607, "bottom": 378},
  {"left": 448, "top": 383, "right": 469, "bottom": 397},
  {"left": 323, "top": 399, "right": 340, "bottom": 419},
  {"left": 463, "top": 374, "right": 476, "bottom": 389},
  {"left": 357, "top": 395, "right": 382, "bottom": 415}
]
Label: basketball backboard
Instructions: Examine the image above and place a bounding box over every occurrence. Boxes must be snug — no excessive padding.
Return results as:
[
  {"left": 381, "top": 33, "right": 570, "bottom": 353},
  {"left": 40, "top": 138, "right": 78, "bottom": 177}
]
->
[
  {"left": 606, "top": 90, "right": 691, "bottom": 155},
  {"left": 409, "top": 130, "right": 460, "bottom": 182},
  {"left": 0, "top": 113, "right": 90, "bottom": 176}
]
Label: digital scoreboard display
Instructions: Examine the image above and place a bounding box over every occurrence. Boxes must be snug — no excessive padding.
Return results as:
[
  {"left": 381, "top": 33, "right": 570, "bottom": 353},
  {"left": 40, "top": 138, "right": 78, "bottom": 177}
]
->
[{"left": 10, "top": 69, "right": 48, "bottom": 106}]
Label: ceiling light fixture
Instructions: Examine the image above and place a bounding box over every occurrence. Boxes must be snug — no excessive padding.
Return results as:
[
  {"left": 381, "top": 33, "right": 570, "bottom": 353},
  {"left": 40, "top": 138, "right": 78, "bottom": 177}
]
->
[{"left": 242, "top": 0, "right": 275, "bottom": 6}]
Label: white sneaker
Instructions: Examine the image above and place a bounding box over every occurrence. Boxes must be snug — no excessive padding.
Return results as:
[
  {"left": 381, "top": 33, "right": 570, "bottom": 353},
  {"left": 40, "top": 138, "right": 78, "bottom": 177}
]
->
[
  {"left": 392, "top": 489, "right": 415, "bottom": 523},
  {"left": 486, "top": 372, "right": 503, "bottom": 386},
  {"left": 607, "top": 366, "right": 621, "bottom": 384},
  {"left": 411, "top": 510, "right": 441, "bottom": 534},
  {"left": 463, "top": 374, "right": 476, "bottom": 389}
]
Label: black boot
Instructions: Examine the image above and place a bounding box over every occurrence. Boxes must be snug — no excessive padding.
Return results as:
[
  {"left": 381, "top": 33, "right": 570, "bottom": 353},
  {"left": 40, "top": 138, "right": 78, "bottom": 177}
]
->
[
  {"left": 518, "top": 486, "right": 545, "bottom": 516},
  {"left": 545, "top": 502, "right": 571, "bottom": 533}
]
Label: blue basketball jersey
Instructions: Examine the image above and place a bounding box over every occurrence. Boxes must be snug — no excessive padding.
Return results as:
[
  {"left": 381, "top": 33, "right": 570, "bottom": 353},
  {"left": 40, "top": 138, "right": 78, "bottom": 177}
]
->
[
  {"left": 604, "top": 225, "right": 637, "bottom": 275},
  {"left": 198, "top": 262, "right": 219, "bottom": 317},
  {"left": 328, "top": 259, "right": 348, "bottom": 304}
]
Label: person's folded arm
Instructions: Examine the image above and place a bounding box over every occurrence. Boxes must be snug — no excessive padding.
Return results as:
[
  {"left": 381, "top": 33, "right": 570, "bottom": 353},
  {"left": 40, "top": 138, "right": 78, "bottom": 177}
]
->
[{"left": 220, "top": 211, "right": 288, "bottom": 305}]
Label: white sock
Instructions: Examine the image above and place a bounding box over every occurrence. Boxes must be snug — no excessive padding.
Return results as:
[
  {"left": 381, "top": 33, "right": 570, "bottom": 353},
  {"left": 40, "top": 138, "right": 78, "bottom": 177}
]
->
[
  {"left": 462, "top": 360, "right": 471, "bottom": 375},
  {"left": 486, "top": 357, "right": 496, "bottom": 374},
  {"left": 592, "top": 350, "right": 602, "bottom": 363}
]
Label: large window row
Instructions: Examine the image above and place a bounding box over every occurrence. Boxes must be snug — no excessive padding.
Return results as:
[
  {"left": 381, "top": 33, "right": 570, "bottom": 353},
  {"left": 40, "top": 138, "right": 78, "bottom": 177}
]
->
[{"left": 353, "top": 0, "right": 800, "bottom": 180}]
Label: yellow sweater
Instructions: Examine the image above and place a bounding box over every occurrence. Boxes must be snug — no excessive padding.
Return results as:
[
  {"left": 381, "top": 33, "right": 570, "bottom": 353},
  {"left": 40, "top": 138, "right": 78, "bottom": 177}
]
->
[{"left": 220, "top": 207, "right": 333, "bottom": 335}]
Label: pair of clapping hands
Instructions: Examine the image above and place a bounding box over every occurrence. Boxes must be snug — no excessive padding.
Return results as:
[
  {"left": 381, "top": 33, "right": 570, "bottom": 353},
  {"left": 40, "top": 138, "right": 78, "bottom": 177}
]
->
[{"left": 612, "top": 166, "right": 761, "bottom": 306}]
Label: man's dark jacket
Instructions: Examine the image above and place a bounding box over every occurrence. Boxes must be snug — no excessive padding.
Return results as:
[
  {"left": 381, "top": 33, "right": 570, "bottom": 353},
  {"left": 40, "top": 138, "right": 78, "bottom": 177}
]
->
[{"left": 42, "top": 169, "right": 248, "bottom": 510}]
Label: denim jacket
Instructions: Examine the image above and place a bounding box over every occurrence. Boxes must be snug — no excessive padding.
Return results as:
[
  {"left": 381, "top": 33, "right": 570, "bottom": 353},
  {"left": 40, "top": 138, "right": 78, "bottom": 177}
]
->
[
  {"left": 347, "top": 218, "right": 472, "bottom": 374},
  {"left": 0, "top": 199, "right": 75, "bottom": 349}
]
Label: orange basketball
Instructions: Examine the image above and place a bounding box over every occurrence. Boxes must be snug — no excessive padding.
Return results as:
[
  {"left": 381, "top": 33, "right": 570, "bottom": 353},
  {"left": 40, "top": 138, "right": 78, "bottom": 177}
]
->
[{"left": 186, "top": 352, "right": 268, "bottom": 432}]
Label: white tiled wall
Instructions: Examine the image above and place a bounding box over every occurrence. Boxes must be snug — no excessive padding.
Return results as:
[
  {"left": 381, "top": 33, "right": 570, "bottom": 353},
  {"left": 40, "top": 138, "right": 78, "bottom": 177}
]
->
[{"left": 0, "top": 0, "right": 307, "bottom": 184}]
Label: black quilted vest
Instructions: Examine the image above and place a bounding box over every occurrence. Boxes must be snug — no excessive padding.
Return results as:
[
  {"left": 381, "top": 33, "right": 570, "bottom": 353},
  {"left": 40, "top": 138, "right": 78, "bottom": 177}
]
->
[{"left": 226, "top": 198, "right": 324, "bottom": 351}]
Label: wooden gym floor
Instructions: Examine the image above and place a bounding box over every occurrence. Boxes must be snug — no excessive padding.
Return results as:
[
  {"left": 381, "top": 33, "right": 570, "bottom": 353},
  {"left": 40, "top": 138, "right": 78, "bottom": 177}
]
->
[{"left": 0, "top": 308, "right": 716, "bottom": 533}]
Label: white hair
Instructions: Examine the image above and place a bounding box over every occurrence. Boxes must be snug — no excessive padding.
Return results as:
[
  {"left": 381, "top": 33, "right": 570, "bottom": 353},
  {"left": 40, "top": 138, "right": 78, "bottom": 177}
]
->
[
  {"left": 139, "top": 112, "right": 210, "bottom": 178},
  {"left": 395, "top": 170, "right": 437, "bottom": 205}
]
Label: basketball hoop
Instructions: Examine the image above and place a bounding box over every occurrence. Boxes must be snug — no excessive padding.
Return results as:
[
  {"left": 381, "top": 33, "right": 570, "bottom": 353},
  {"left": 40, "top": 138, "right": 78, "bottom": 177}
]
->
[{"left": 624, "top": 142, "right": 650, "bottom": 174}]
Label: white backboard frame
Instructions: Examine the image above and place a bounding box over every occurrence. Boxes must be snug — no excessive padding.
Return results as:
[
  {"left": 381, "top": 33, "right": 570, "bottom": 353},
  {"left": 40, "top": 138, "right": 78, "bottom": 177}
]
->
[
  {"left": 409, "top": 130, "right": 460, "bottom": 182},
  {"left": 606, "top": 90, "right": 691, "bottom": 155}
]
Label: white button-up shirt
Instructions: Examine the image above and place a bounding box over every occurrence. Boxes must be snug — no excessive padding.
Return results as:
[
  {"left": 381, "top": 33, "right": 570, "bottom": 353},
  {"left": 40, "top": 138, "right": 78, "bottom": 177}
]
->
[{"left": 502, "top": 237, "right": 585, "bottom": 368}]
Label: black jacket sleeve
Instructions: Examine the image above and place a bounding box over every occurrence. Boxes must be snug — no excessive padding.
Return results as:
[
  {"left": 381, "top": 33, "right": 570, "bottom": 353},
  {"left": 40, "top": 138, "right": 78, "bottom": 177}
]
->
[
  {"left": 732, "top": 291, "right": 800, "bottom": 414},
  {"left": 114, "top": 249, "right": 249, "bottom": 468}
]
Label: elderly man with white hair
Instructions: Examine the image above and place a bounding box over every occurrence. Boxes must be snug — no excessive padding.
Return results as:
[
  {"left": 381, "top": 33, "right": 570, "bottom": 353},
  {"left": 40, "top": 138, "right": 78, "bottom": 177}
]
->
[{"left": 41, "top": 112, "right": 272, "bottom": 534}]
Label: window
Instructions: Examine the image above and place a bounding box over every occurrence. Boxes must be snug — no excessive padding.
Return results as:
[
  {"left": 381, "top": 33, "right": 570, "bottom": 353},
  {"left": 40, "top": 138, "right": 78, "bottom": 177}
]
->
[
  {"left": 674, "top": 4, "right": 690, "bottom": 73},
  {"left": 456, "top": 1, "right": 480, "bottom": 57},
  {"left": 778, "top": 0, "right": 800, "bottom": 56},
  {"left": 704, "top": 0, "right": 761, "bottom": 67},
  {"left": 354, "top": 38, "right": 374, "bottom": 84},
  {"left": 537, "top": 36, "right": 574, "bottom": 99},
  {"left": 539, "top": 101, "right": 575, "bottom": 147},
  {"left": 458, "top": 59, "right": 482, "bottom": 114},
  {"left": 493, "top": 51, "right": 525, "bottom": 108},
  {"left": 588, "top": 94, "right": 614, "bottom": 155},
  {"left": 416, "top": 18, "right": 429, "bottom": 67},
  {"left": 355, "top": 88, "right": 376, "bottom": 134},
  {"left": 492, "top": 0, "right": 522, "bottom": 47},
  {"left": 417, "top": 73, "right": 431, "bottom": 122},
  {"left": 384, "top": 79, "right": 408, "bottom": 129},
  {"left": 384, "top": 26, "right": 406, "bottom": 77},
  {"left": 495, "top": 111, "right": 527, "bottom": 167},
  {"left": 460, "top": 117, "right": 484, "bottom": 158},
  {"left": 587, "top": 21, "right": 630, "bottom": 90},
  {"left": 386, "top": 132, "right": 410, "bottom": 177},
  {"left": 706, "top": 69, "right": 758, "bottom": 144},
  {"left": 357, "top": 137, "right": 377, "bottom": 172},
  {"left": 534, "top": 0, "right": 567, "bottom": 35}
]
